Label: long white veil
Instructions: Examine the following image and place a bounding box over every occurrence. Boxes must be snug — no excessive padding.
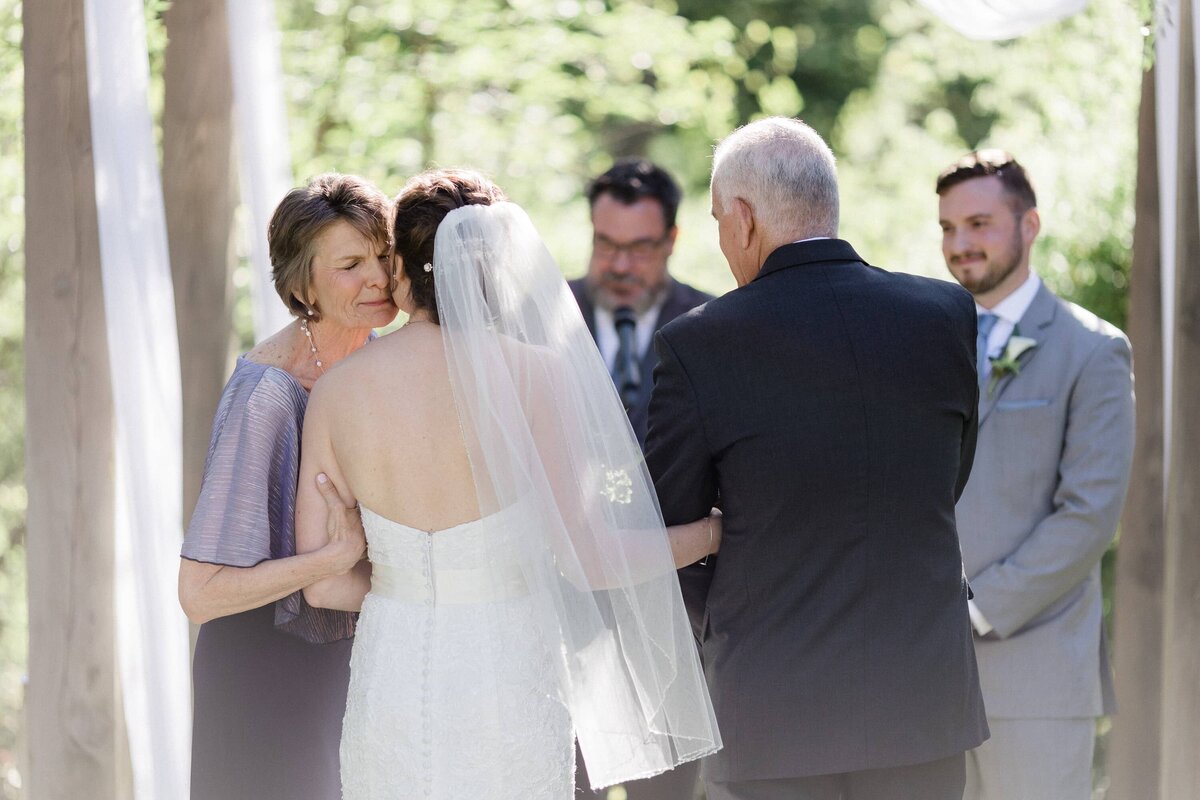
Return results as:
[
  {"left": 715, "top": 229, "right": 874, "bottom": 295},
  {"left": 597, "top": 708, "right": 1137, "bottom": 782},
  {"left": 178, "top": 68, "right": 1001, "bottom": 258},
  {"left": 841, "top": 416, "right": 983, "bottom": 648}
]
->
[{"left": 433, "top": 202, "right": 720, "bottom": 788}]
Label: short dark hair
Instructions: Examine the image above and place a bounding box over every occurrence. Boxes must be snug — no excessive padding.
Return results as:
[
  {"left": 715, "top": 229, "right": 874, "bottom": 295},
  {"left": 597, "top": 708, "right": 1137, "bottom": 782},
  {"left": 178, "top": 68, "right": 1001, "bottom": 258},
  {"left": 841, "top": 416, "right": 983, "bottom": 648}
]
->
[
  {"left": 586, "top": 158, "right": 681, "bottom": 229},
  {"left": 268, "top": 173, "right": 392, "bottom": 321},
  {"left": 392, "top": 168, "right": 506, "bottom": 324},
  {"left": 935, "top": 149, "right": 1037, "bottom": 213}
]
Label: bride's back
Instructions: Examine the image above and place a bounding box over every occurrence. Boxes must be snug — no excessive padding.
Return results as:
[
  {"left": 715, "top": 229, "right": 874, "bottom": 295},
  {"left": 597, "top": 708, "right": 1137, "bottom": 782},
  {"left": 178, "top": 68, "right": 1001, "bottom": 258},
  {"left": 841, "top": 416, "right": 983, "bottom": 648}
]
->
[{"left": 323, "top": 322, "right": 481, "bottom": 530}]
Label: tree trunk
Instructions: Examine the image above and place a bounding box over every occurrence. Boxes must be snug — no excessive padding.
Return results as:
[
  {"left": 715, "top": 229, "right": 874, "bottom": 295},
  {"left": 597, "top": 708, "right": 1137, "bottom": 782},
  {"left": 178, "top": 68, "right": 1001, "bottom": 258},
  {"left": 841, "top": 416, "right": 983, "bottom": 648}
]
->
[
  {"left": 1108, "top": 65, "right": 1164, "bottom": 800},
  {"left": 163, "top": 0, "right": 237, "bottom": 524},
  {"left": 23, "top": 0, "right": 130, "bottom": 796},
  {"left": 1161, "top": 0, "right": 1200, "bottom": 795}
]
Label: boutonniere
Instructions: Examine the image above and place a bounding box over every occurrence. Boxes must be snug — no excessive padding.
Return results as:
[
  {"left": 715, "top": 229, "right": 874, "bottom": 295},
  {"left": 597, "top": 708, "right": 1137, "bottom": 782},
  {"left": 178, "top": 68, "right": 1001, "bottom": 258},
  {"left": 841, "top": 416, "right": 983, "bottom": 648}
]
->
[{"left": 988, "top": 330, "right": 1038, "bottom": 397}]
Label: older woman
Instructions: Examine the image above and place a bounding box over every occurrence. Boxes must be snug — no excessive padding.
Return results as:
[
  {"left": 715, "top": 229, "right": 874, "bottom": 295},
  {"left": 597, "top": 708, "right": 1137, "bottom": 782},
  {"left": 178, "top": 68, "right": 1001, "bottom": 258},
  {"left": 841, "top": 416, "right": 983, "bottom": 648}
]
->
[{"left": 178, "top": 173, "right": 397, "bottom": 799}]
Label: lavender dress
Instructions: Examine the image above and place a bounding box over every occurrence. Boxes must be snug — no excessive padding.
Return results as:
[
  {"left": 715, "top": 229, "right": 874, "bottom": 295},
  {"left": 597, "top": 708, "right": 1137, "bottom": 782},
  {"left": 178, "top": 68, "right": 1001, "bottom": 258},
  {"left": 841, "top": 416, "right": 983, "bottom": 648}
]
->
[{"left": 182, "top": 357, "right": 356, "bottom": 800}]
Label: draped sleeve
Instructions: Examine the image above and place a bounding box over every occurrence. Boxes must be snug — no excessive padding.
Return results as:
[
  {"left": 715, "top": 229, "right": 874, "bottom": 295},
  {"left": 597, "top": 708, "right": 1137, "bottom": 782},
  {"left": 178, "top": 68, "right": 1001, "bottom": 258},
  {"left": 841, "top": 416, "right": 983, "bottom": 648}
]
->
[{"left": 181, "top": 357, "right": 356, "bottom": 643}]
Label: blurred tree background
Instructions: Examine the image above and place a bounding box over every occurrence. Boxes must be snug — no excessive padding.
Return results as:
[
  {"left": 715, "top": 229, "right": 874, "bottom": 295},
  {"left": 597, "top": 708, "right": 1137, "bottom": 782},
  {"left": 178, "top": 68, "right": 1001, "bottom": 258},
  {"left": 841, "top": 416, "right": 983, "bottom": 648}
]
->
[{"left": 0, "top": 0, "right": 1144, "bottom": 796}]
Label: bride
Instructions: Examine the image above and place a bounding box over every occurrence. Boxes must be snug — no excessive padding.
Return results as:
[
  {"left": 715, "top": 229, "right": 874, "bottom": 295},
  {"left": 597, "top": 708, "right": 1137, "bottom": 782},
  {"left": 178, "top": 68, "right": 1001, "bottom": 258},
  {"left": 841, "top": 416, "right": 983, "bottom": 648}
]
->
[{"left": 294, "top": 168, "right": 721, "bottom": 799}]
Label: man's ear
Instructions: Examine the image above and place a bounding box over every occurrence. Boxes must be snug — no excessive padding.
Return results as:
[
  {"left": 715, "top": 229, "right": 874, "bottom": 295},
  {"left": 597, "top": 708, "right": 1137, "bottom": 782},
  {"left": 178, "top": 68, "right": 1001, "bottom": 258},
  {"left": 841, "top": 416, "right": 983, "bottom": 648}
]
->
[
  {"left": 664, "top": 225, "right": 679, "bottom": 257},
  {"left": 1021, "top": 207, "right": 1041, "bottom": 248},
  {"left": 733, "top": 197, "right": 755, "bottom": 250}
]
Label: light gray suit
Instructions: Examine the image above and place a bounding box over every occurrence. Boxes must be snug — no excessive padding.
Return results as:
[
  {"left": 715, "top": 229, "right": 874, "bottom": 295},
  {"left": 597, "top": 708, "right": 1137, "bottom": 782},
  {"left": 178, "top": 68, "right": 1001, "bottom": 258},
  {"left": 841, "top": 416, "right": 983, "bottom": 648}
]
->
[{"left": 958, "top": 283, "right": 1134, "bottom": 799}]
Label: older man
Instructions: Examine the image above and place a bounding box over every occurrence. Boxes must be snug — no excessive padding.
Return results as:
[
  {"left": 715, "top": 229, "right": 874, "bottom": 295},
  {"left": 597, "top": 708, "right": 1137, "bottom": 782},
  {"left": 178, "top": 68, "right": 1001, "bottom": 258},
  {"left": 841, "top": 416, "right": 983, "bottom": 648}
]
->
[
  {"left": 645, "top": 118, "right": 989, "bottom": 800},
  {"left": 569, "top": 159, "right": 712, "bottom": 447},
  {"left": 938, "top": 151, "right": 1134, "bottom": 800}
]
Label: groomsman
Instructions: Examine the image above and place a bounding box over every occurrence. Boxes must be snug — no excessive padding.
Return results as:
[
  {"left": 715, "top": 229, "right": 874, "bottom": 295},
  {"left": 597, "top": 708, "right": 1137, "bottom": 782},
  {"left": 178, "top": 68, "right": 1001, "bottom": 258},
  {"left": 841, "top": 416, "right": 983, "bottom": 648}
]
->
[
  {"left": 647, "top": 118, "right": 988, "bottom": 800},
  {"left": 569, "top": 159, "right": 713, "bottom": 448},
  {"left": 937, "top": 150, "right": 1135, "bottom": 800}
]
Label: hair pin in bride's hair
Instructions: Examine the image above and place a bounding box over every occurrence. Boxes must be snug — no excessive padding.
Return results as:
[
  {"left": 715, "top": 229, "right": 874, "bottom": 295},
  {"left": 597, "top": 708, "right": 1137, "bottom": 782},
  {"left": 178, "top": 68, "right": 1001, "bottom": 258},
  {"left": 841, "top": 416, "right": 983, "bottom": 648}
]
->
[{"left": 423, "top": 262, "right": 433, "bottom": 273}]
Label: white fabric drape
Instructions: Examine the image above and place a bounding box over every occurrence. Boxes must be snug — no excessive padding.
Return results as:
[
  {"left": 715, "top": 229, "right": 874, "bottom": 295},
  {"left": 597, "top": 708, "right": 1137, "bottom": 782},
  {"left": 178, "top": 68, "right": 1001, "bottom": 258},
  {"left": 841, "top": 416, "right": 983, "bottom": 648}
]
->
[
  {"left": 227, "top": 0, "right": 294, "bottom": 340},
  {"left": 1157, "top": 0, "right": 1181, "bottom": 465},
  {"left": 916, "top": 0, "right": 1087, "bottom": 40},
  {"left": 82, "top": 0, "right": 191, "bottom": 798}
]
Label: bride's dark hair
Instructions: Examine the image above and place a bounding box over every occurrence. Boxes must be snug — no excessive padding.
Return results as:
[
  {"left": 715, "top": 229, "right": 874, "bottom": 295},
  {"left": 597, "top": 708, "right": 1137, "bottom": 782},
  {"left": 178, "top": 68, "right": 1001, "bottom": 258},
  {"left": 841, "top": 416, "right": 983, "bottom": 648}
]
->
[{"left": 393, "top": 168, "right": 506, "bottom": 323}]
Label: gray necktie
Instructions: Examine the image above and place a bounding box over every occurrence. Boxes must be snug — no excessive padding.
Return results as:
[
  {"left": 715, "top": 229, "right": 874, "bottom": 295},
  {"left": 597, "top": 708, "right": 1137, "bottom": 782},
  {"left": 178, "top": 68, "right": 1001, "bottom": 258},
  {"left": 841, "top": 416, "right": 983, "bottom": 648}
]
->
[
  {"left": 612, "top": 307, "right": 640, "bottom": 411},
  {"left": 976, "top": 312, "right": 998, "bottom": 387}
]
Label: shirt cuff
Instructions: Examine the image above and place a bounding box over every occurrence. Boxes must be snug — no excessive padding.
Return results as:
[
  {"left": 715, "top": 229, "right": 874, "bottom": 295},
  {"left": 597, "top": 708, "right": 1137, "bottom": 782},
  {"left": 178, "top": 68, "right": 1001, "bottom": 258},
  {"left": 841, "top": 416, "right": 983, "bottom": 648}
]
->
[{"left": 967, "top": 599, "right": 994, "bottom": 636}]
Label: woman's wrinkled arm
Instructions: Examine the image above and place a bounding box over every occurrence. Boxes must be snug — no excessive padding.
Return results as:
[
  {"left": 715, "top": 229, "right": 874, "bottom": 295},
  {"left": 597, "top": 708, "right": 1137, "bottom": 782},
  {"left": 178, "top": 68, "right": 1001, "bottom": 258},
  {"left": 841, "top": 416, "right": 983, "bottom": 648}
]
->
[{"left": 178, "top": 548, "right": 349, "bottom": 625}]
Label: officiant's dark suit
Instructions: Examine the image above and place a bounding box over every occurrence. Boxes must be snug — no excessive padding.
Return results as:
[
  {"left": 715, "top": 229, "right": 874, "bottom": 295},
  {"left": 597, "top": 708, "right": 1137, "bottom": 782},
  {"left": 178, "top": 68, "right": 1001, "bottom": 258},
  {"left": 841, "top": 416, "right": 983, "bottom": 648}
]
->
[
  {"left": 646, "top": 118, "right": 989, "bottom": 800},
  {"left": 570, "top": 277, "right": 711, "bottom": 444}
]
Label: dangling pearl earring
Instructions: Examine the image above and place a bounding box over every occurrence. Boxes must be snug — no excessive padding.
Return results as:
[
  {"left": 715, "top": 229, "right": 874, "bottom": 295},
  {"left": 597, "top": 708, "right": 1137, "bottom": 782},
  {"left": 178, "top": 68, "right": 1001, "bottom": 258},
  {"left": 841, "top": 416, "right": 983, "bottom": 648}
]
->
[{"left": 306, "top": 306, "right": 314, "bottom": 317}]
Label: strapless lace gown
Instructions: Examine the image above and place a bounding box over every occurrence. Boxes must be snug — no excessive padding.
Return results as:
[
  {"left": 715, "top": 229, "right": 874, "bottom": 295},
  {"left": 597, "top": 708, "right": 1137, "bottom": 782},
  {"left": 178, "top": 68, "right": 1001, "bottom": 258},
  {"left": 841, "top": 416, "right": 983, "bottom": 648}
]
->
[{"left": 340, "top": 502, "right": 574, "bottom": 800}]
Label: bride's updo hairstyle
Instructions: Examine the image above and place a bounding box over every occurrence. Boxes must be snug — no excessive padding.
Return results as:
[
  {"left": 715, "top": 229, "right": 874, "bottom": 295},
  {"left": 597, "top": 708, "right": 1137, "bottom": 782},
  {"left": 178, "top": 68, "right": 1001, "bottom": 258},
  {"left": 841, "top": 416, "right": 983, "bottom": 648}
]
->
[{"left": 393, "top": 168, "right": 506, "bottom": 324}]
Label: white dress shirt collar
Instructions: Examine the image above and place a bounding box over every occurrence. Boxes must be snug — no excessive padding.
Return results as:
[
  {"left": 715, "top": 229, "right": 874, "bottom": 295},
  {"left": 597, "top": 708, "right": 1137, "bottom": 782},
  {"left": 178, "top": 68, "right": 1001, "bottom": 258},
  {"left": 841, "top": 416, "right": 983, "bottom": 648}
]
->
[
  {"left": 979, "top": 271, "right": 1041, "bottom": 328},
  {"left": 976, "top": 272, "right": 1041, "bottom": 360}
]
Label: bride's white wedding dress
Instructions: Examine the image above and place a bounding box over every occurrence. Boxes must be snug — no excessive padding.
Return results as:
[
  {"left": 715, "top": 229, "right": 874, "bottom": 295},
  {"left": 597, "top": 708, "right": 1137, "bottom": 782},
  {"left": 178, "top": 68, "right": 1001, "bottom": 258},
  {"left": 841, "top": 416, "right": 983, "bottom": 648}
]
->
[
  {"left": 338, "top": 201, "right": 719, "bottom": 798},
  {"left": 340, "top": 501, "right": 574, "bottom": 800}
]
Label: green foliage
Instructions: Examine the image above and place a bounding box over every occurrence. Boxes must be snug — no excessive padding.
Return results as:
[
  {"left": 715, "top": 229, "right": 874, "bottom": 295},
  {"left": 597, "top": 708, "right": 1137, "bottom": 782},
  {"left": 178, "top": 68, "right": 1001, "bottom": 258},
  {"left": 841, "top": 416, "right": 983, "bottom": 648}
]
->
[
  {"left": 275, "top": 0, "right": 747, "bottom": 290},
  {"left": 675, "top": 0, "right": 891, "bottom": 137}
]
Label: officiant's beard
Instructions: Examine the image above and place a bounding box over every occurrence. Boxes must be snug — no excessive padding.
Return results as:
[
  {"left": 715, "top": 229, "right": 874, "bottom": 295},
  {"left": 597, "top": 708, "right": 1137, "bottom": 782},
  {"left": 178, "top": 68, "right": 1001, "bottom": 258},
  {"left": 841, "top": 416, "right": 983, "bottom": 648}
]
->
[
  {"left": 951, "top": 226, "right": 1025, "bottom": 298},
  {"left": 587, "top": 275, "right": 669, "bottom": 315}
]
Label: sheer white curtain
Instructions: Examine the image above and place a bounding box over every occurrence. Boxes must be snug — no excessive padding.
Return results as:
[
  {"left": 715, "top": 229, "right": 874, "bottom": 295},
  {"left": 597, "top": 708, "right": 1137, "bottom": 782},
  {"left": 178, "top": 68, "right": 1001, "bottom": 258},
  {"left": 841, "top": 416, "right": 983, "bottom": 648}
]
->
[
  {"left": 227, "top": 0, "right": 295, "bottom": 340},
  {"left": 1157, "top": 0, "right": 1181, "bottom": 461},
  {"left": 82, "top": 0, "right": 191, "bottom": 798},
  {"left": 916, "top": 0, "right": 1087, "bottom": 40}
]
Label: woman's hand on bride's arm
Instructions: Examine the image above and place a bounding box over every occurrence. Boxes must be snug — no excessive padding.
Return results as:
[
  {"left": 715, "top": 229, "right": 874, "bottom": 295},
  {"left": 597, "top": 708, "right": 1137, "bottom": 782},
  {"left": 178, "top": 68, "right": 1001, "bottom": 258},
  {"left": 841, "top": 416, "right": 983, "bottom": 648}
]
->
[
  {"left": 313, "top": 472, "right": 367, "bottom": 572},
  {"left": 297, "top": 471, "right": 372, "bottom": 611}
]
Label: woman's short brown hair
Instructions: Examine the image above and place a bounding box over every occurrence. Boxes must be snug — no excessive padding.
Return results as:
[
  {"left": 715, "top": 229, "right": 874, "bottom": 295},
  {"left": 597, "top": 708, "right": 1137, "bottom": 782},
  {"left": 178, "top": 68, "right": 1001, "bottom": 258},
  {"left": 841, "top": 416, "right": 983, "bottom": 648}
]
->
[
  {"left": 393, "top": 168, "right": 506, "bottom": 324},
  {"left": 268, "top": 173, "right": 392, "bottom": 321}
]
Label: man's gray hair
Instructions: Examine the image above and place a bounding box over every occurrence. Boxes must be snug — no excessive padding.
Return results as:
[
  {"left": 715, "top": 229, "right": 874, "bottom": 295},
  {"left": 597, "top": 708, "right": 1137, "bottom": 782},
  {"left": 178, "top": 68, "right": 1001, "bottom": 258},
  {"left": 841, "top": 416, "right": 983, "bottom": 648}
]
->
[{"left": 711, "top": 117, "right": 839, "bottom": 241}]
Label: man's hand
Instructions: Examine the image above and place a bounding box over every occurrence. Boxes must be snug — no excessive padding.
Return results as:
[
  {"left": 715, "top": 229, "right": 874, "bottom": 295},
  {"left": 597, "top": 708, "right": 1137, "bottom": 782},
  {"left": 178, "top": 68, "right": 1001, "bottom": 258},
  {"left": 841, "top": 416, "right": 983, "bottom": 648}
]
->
[{"left": 315, "top": 472, "right": 367, "bottom": 574}]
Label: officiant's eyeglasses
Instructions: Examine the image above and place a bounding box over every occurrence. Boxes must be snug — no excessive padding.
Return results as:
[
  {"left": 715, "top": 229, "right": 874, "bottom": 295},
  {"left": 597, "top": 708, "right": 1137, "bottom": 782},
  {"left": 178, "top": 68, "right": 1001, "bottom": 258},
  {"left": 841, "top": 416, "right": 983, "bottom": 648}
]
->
[{"left": 592, "top": 233, "right": 670, "bottom": 261}]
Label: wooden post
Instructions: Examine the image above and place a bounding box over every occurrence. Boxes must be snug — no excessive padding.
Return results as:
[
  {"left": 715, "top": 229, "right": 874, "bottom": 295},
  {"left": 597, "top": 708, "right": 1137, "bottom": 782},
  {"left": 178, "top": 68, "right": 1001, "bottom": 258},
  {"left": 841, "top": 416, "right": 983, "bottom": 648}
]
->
[
  {"left": 23, "top": 0, "right": 130, "bottom": 796},
  {"left": 162, "top": 0, "right": 236, "bottom": 522},
  {"left": 1108, "top": 66, "right": 1165, "bottom": 800},
  {"left": 1161, "top": 0, "right": 1200, "bottom": 795}
]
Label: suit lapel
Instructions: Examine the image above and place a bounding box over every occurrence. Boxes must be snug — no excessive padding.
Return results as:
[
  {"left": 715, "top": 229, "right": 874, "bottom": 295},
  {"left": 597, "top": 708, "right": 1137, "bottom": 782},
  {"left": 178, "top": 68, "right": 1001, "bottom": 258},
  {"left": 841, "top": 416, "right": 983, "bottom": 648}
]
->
[
  {"left": 979, "top": 284, "right": 1059, "bottom": 425},
  {"left": 634, "top": 282, "right": 688, "bottom": 410},
  {"left": 571, "top": 280, "right": 597, "bottom": 340}
]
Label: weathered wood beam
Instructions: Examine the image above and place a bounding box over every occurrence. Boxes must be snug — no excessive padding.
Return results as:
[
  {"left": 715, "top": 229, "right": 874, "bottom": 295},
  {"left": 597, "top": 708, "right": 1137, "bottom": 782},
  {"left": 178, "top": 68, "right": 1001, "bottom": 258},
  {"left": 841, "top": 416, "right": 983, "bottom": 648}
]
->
[
  {"left": 23, "top": 0, "right": 130, "bottom": 796},
  {"left": 1161, "top": 1, "right": 1200, "bottom": 794},
  {"left": 163, "top": 0, "right": 237, "bottom": 523},
  {"left": 1109, "top": 65, "right": 1165, "bottom": 800}
]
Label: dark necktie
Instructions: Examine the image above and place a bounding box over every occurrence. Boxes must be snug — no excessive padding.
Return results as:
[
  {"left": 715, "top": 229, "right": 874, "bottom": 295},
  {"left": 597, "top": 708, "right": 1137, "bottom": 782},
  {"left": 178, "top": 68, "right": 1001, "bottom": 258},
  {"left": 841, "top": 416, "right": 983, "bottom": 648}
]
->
[
  {"left": 977, "top": 312, "right": 998, "bottom": 387},
  {"left": 612, "top": 307, "right": 640, "bottom": 411}
]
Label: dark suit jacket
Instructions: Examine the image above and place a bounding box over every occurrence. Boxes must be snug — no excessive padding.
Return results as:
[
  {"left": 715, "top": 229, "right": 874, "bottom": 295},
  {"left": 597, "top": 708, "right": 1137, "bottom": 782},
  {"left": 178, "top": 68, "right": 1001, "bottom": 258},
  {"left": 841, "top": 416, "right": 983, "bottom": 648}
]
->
[
  {"left": 569, "top": 277, "right": 713, "bottom": 446},
  {"left": 644, "top": 239, "right": 989, "bottom": 781}
]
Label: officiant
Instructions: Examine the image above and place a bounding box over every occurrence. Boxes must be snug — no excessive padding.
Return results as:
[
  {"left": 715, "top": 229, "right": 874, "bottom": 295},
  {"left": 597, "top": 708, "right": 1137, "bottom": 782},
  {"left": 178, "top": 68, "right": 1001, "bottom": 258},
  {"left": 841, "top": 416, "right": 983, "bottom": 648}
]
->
[
  {"left": 568, "top": 158, "right": 712, "bottom": 799},
  {"left": 569, "top": 159, "right": 713, "bottom": 448}
]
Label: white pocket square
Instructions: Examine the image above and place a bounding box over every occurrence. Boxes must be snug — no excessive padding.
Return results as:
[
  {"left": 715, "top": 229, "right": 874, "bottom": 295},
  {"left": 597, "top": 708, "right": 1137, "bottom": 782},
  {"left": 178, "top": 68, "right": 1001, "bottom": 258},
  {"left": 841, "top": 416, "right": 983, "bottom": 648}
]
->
[{"left": 995, "top": 398, "right": 1052, "bottom": 410}]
